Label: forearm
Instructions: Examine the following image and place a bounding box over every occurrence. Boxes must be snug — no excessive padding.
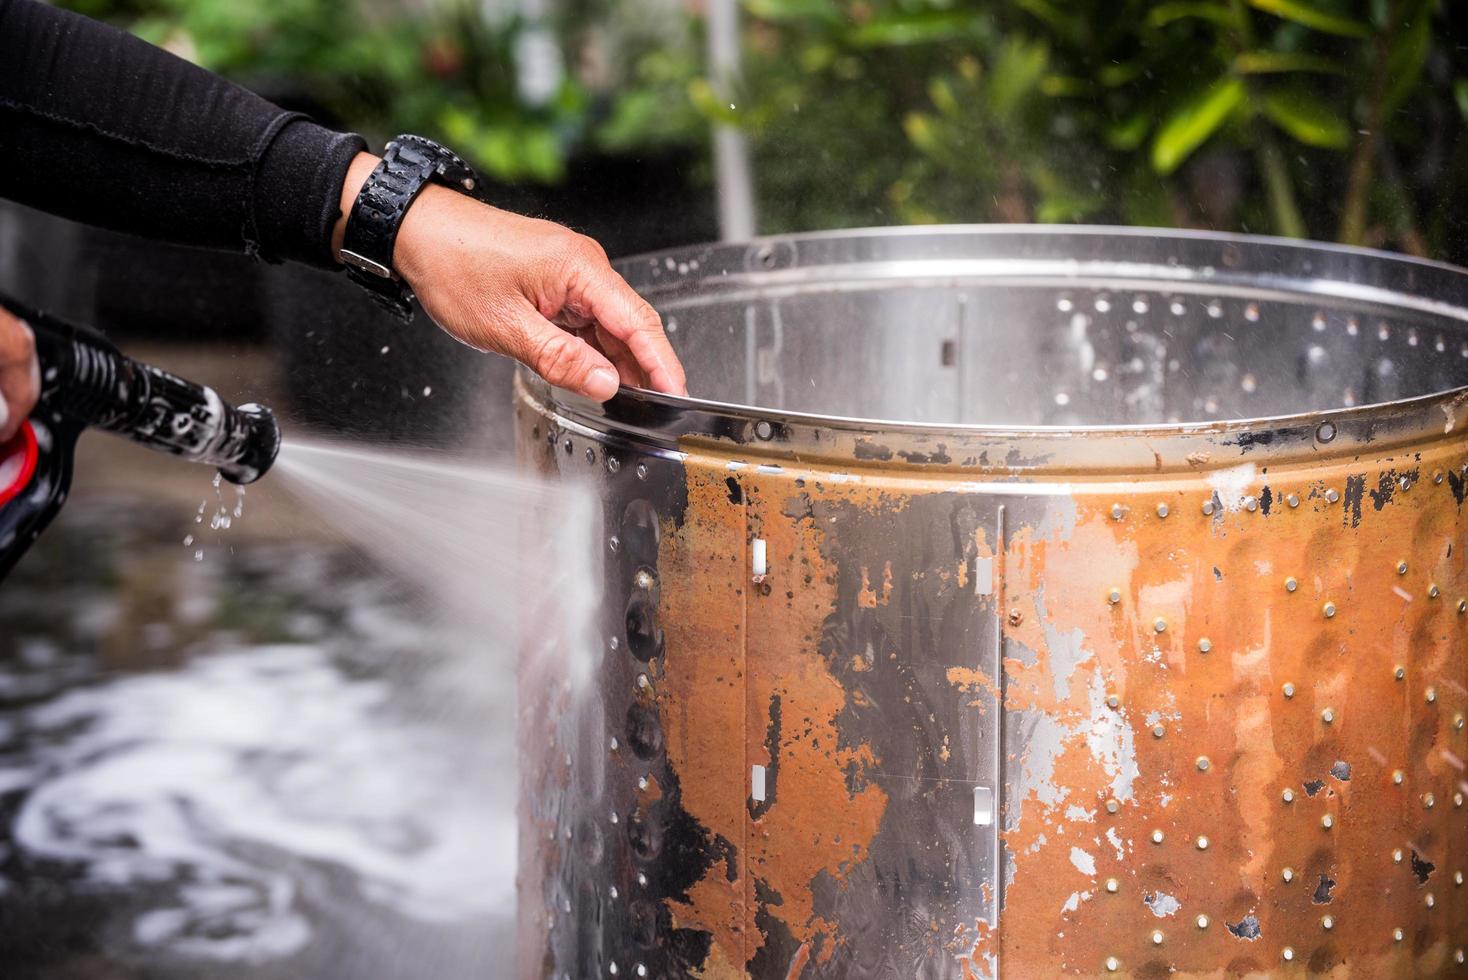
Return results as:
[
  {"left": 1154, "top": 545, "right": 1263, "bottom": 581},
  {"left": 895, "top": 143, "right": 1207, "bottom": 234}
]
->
[{"left": 0, "top": 0, "right": 364, "bottom": 266}]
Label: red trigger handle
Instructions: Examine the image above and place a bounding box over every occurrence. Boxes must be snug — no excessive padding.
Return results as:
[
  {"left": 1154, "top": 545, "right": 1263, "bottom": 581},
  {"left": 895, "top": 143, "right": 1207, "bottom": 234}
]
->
[{"left": 0, "top": 420, "right": 39, "bottom": 509}]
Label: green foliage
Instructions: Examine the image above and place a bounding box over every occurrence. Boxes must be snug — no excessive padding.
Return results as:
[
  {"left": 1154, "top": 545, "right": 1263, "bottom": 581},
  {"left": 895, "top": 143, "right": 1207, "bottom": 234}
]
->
[
  {"left": 672, "top": 0, "right": 1468, "bottom": 258},
  {"left": 57, "top": 0, "right": 599, "bottom": 183},
  {"left": 56, "top": 0, "right": 1468, "bottom": 260}
]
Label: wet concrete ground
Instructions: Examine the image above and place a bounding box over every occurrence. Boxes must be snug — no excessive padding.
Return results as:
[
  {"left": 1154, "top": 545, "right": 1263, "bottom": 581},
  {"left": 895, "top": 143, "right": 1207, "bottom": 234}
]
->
[{"left": 0, "top": 347, "right": 519, "bottom": 979}]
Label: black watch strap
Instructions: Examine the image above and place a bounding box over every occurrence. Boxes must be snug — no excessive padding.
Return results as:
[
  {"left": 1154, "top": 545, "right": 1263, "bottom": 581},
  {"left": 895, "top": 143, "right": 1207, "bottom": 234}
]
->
[{"left": 340, "top": 135, "right": 484, "bottom": 321}]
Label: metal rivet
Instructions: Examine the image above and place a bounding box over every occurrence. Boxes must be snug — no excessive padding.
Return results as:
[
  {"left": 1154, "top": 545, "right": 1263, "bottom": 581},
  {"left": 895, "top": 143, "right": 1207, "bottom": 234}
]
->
[
  {"left": 1394, "top": 927, "right": 1404, "bottom": 942},
  {"left": 636, "top": 462, "right": 648, "bottom": 480},
  {"left": 1196, "top": 756, "right": 1211, "bottom": 772},
  {"left": 1325, "top": 488, "right": 1340, "bottom": 503},
  {"left": 1435, "top": 471, "right": 1445, "bottom": 484},
  {"left": 608, "top": 535, "right": 621, "bottom": 553},
  {"left": 1321, "top": 814, "right": 1334, "bottom": 829},
  {"left": 609, "top": 885, "right": 619, "bottom": 899},
  {"left": 1151, "top": 930, "right": 1164, "bottom": 945},
  {"left": 1196, "top": 914, "right": 1210, "bottom": 929},
  {"left": 1287, "top": 493, "right": 1300, "bottom": 508},
  {"left": 1323, "top": 602, "right": 1337, "bottom": 618},
  {"left": 585, "top": 447, "right": 596, "bottom": 464},
  {"left": 1152, "top": 829, "right": 1164, "bottom": 844},
  {"left": 636, "top": 673, "right": 651, "bottom": 691},
  {"left": 607, "top": 456, "right": 622, "bottom": 473},
  {"left": 1424, "top": 793, "right": 1436, "bottom": 809},
  {"left": 1457, "top": 714, "right": 1466, "bottom": 731},
  {"left": 1398, "top": 560, "right": 1409, "bottom": 575},
  {"left": 1321, "top": 707, "right": 1334, "bottom": 723},
  {"left": 610, "top": 736, "right": 620, "bottom": 751},
  {"left": 1105, "top": 877, "right": 1119, "bottom": 893},
  {"left": 635, "top": 569, "right": 656, "bottom": 590},
  {"left": 1198, "top": 638, "right": 1212, "bottom": 653},
  {"left": 1427, "top": 687, "right": 1438, "bottom": 703},
  {"left": 1394, "top": 665, "right": 1405, "bottom": 680},
  {"left": 563, "top": 439, "right": 574, "bottom": 454},
  {"left": 610, "top": 811, "right": 619, "bottom": 825},
  {"left": 1282, "top": 788, "right": 1295, "bottom": 803},
  {"left": 636, "top": 965, "right": 647, "bottom": 978},
  {"left": 1108, "top": 588, "right": 1122, "bottom": 605},
  {"left": 1458, "top": 948, "right": 1465, "bottom": 964},
  {"left": 1157, "top": 503, "right": 1170, "bottom": 518},
  {"left": 1456, "top": 871, "right": 1464, "bottom": 886},
  {"left": 1321, "top": 915, "right": 1334, "bottom": 930},
  {"left": 1111, "top": 503, "right": 1125, "bottom": 520},
  {"left": 1283, "top": 683, "right": 1296, "bottom": 699},
  {"left": 637, "top": 872, "right": 648, "bottom": 887},
  {"left": 1106, "top": 694, "right": 1120, "bottom": 709},
  {"left": 1202, "top": 499, "right": 1216, "bottom": 516},
  {"left": 1105, "top": 798, "right": 1120, "bottom": 814},
  {"left": 1429, "top": 584, "right": 1441, "bottom": 599},
  {"left": 1105, "top": 957, "right": 1119, "bottom": 972},
  {"left": 1394, "top": 849, "right": 1404, "bottom": 863},
  {"left": 1282, "top": 947, "right": 1295, "bottom": 962},
  {"left": 609, "top": 962, "right": 619, "bottom": 976},
  {"left": 1426, "top": 893, "right": 1436, "bottom": 908},
  {"left": 1458, "top": 599, "right": 1467, "bottom": 615},
  {"left": 1393, "top": 770, "right": 1404, "bottom": 785},
  {"left": 1282, "top": 867, "right": 1295, "bottom": 883},
  {"left": 1244, "top": 496, "right": 1258, "bottom": 512},
  {"left": 1152, "top": 724, "right": 1166, "bottom": 738},
  {"left": 1196, "top": 836, "right": 1209, "bottom": 850},
  {"left": 1285, "top": 577, "right": 1298, "bottom": 593},
  {"left": 754, "top": 420, "right": 774, "bottom": 441},
  {"left": 1154, "top": 618, "right": 1167, "bottom": 633}
]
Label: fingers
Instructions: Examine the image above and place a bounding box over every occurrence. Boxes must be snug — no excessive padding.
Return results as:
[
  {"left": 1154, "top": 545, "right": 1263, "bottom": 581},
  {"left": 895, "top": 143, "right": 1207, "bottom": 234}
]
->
[
  {"left": 591, "top": 323, "right": 648, "bottom": 391},
  {"left": 567, "top": 257, "right": 687, "bottom": 396},
  {"left": 0, "top": 311, "right": 38, "bottom": 442},
  {"left": 505, "top": 303, "right": 621, "bottom": 402}
]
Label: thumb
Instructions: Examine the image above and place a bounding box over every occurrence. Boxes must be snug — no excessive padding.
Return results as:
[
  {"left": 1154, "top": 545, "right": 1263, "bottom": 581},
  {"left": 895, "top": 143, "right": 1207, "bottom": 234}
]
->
[{"left": 512, "top": 307, "right": 621, "bottom": 402}]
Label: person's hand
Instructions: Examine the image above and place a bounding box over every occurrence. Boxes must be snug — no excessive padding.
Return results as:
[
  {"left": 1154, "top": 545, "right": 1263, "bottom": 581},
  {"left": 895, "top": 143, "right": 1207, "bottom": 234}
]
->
[
  {"left": 0, "top": 306, "right": 39, "bottom": 443},
  {"left": 335, "top": 153, "right": 686, "bottom": 402}
]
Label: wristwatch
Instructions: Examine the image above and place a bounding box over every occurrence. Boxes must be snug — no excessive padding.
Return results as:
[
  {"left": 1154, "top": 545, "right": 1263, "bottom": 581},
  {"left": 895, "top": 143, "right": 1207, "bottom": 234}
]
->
[{"left": 340, "top": 134, "right": 485, "bottom": 321}]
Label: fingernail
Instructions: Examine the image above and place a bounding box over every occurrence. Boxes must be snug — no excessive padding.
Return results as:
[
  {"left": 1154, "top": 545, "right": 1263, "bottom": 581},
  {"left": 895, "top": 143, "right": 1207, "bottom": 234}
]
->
[{"left": 587, "top": 367, "right": 620, "bottom": 401}]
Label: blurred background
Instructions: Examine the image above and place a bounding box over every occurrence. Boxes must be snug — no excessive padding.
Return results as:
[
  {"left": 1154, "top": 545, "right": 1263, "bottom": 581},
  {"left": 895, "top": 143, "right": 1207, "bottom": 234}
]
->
[{"left": 2, "top": 0, "right": 1467, "bottom": 977}]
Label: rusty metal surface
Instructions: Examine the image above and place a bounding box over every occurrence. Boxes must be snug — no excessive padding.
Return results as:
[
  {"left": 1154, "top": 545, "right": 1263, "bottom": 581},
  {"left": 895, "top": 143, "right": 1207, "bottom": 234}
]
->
[{"left": 515, "top": 227, "right": 1468, "bottom": 978}]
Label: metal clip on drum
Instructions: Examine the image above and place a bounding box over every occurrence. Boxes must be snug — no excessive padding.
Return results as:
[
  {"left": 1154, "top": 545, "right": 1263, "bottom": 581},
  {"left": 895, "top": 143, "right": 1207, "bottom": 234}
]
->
[{"left": 0, "top": 294, "right": 281, "bottom": 581}]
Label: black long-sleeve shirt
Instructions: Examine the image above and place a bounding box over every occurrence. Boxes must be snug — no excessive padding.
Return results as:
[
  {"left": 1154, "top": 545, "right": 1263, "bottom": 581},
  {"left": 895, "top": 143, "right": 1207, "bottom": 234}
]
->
[{"left": 0, "top": 0, "right": 366, "bottom": 267}]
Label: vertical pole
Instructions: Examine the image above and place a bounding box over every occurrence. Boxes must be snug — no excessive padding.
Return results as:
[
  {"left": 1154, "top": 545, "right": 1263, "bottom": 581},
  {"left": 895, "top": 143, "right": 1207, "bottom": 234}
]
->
[{"left": 706, "top": 0, "right": 757, "bottom": 240}]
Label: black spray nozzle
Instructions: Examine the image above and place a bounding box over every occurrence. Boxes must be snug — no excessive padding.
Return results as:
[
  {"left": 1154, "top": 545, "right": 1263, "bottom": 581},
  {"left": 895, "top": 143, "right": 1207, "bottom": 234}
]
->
[{"left": 3, "top": 295, "right": 280, "bottom": 485}]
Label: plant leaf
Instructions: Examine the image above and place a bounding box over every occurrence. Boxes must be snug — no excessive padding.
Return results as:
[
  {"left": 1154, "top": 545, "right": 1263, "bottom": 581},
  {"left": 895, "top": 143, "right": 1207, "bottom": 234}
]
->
[
  {"left": 1233, "top": 50, "right": 1346, "bottom": 74},
  {"left": 1246, "top": 0, "right": 1371, "bottom": 38},
  {"left": 845, "top": 10, "right": 987, "bottom": 48},
  {"left": 1146, "top": 2, "right": 1245, "bottom": 29},
  {"left": 1105, "top": 110, "right": 1151, "bottom": 150},
  {"left": 1151, "top": 77, "right": 1245, "bottom": 174},
  {"left": 1260, "top": 88, "right": 1350, "bottom": 149},
  {"left": 986, "top": 37, "right": 1049, "bottom": 115},
  {"left": 743, "top": 0, "right": 840, "bottom": 24},
  {"left": 1383, "top": 1, "right": 1431, "bottom": 113}
]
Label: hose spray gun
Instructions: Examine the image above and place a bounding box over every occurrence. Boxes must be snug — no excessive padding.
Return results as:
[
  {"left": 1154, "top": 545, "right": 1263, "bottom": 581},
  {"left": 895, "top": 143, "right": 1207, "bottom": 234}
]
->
[{"left": 0, "top": 294, "right": 281, "bottom": 582}]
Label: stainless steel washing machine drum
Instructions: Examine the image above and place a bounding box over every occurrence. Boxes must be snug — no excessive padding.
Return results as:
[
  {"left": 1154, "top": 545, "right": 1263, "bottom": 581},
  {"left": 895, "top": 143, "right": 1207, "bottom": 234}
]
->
[{"left": 514, "top": 227, "right": 1468, "bottom": 978}]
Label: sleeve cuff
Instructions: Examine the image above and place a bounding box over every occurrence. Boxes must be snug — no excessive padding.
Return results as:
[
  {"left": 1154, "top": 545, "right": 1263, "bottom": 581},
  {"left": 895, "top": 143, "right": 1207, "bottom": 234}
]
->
[{"left": 253, "top": 116, "right": 368, "bottom": 268}]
